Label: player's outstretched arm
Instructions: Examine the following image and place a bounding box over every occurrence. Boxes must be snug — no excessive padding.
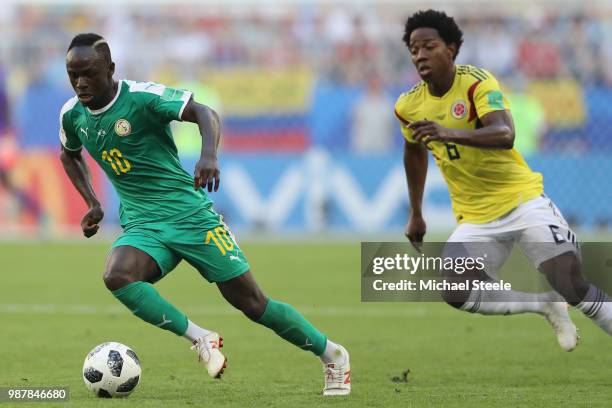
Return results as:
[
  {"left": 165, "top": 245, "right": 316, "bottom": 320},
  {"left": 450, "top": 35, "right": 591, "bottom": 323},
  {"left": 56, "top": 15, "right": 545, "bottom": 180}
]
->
[
  {"left": 409, "top": 110, "right": 515, "bottom": 149},
  {"left": 181, "top": 99, "right": 221, "bottom": 192},
  {"left": 59, "top": 147, "right": 104, "bottom": 237},
  {"left": 404, "top": 140, "right": 427, "bottom": 250}
]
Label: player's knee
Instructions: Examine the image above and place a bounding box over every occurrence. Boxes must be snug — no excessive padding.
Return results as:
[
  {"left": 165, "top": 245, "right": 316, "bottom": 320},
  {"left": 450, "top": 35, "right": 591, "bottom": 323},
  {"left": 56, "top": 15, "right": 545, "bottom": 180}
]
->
[
  {"left": 103, "top": 267, "right": 137, "bottom": 291},
  {"left": 217, "top": 271, "right": 268, "bottom": 320},
  {"left": 540, "top": 252, "right": 579, "bottom": 272},
  {"left": 239, "top": 293, "right": 268, "bottom": 321}
]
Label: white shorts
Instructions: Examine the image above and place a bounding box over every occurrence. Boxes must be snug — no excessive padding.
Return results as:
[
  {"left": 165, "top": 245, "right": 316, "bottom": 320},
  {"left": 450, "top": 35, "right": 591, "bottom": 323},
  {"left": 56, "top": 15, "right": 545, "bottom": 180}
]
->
[{"left": 446, "top": 195, "right": 580, "bottom": 277}]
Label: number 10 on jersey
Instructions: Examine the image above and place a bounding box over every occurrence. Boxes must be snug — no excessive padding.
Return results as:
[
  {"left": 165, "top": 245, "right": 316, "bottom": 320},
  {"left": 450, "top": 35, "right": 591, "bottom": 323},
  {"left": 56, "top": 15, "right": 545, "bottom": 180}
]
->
[
  {"left": 206, "top": 227, "right": 235, "bottom": 255},
  {"left": 102, "top": 148, "right": 132, "bottom": 176}
]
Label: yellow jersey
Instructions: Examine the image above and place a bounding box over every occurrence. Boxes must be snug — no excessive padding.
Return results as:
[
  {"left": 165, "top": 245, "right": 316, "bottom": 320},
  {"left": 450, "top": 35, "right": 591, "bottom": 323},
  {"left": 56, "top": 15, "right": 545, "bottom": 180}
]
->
[{"left": 395, "top": 65, "right": 543, "bottom": 224}]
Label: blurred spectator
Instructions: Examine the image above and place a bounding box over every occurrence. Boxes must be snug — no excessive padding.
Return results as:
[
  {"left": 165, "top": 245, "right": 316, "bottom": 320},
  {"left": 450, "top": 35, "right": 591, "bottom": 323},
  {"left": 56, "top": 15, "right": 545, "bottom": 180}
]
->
[
  {"left": 474, "top": 19, "right": 517, "bottom": 77},
  {"left": 599, "top": 15, "right": 612, "bottom": 86},
  {"left": 517, "top": 28, "right": 563, "bottom": 78},
  {"left": 350, "top": 74, "right": 394, "bottom": 153},
  {"left": 564, "top": 15, "right": 599, "bottom": 85}
]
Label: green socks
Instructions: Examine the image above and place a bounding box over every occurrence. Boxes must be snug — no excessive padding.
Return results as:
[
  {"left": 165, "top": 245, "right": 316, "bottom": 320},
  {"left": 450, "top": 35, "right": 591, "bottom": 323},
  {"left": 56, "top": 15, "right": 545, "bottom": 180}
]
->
[
  {"left": 112, "top": 283, "right": 327, "bottom": 355},
  {"left": 257, "top": 299, "right": 327, "bottom": 356},
  {"left": 112, "top": 281, "right": 188, "bottom": 336}
]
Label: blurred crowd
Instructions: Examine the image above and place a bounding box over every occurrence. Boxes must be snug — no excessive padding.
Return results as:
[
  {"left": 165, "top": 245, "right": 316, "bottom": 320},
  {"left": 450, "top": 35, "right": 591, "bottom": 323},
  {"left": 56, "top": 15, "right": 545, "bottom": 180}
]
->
[
  {"left": 5, "top": 4, "right": 612, "bottom": 87},
  {"left": 1, "top": 3, "right": 612, "bottom": 153}
]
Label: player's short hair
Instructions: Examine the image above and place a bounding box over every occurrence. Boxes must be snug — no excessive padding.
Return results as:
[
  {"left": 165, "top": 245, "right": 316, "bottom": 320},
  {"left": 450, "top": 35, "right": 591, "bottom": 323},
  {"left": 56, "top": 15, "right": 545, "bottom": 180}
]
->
[
  {"left": 67, "top": 33, "right": 112, "bottom": 63},
  {"left": 402, "top": 10, "right": 463, "bottom": 60}
]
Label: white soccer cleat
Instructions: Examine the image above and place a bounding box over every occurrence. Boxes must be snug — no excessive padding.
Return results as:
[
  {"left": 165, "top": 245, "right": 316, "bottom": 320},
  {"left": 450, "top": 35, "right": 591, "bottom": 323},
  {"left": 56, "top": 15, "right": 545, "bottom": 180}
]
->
[
  {"left": 190, "top": 332, "right": 227, "bottom": 378},
  {"left": 322, "top": 345, "right": 351, "bottom": 396},
  {"left": 542, "top": 301, "right": 579, "bottom": 352}
]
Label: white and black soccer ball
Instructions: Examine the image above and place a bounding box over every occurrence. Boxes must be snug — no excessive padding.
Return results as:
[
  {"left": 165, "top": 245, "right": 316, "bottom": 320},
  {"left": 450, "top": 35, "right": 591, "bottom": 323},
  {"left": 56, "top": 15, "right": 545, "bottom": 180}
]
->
[{"left": 83, "top": 342, "right": 141, "bottom": 398}]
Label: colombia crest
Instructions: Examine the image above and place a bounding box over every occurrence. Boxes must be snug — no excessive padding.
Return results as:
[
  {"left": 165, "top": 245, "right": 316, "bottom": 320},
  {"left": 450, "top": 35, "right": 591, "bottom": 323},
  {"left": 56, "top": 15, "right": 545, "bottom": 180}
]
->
[{"left": 451, "top": 100, "right": 467, "bottom": 120}]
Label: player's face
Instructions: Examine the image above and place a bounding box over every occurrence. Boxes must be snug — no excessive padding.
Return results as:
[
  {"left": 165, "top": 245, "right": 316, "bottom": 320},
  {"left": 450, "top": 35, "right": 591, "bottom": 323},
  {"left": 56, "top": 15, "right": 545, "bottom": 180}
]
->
[
  {"left": 409, "top": 28, "right": 456, "bottom": 82},
  {"left": 66, "top": 46, "right": 115, "bottom": 109}
]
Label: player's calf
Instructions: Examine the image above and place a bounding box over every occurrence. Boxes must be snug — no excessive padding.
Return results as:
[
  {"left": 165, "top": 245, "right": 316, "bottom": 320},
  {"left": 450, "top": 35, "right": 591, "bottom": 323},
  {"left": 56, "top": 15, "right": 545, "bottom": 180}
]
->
[
  {"left": 539, "top": 252, "right": 589, "bottom": 305},
  {"left": 441, "top": 287, "right": 471, "bottom": 310},
  {"left": 439, "top": 253, "right": 550, "bottom": 317},
  {"left": 218, "top": 270, "right": 351, "bottom": 393},
  {"left": 540, "top": 251, "right": 612, "bottom": 336},
  {"left": 218, "top": 271, "right": 327, "bottom": 353},
  {"left": 107, "top": 247, "right": 201, "bottom": 338},
  {"left": 217, "top": 271, "right": 268, "bottom": 321},
  {"left": 439, "top": 263, "right": 484, "bottom": 310}
]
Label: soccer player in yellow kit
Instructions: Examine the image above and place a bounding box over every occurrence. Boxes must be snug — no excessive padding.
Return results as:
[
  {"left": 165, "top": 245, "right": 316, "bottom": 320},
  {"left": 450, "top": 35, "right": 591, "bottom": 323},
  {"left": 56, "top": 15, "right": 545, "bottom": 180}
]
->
[{"left": 396, "top": 10, "right": 612, "bottom": 350}]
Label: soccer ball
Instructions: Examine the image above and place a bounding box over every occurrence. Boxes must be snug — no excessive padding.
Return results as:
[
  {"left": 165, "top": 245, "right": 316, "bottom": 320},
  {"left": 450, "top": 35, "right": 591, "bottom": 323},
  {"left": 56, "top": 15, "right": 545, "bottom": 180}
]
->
[{"left": 82, "top": 342, "right": 141, "bottom": 398}]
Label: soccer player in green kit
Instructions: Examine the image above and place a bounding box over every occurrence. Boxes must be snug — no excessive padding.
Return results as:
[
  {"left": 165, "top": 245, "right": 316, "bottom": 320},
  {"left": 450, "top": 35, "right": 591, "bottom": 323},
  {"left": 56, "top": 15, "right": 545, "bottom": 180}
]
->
[{"left": 59, "top": 33, "right": 350, "bottom": 396}]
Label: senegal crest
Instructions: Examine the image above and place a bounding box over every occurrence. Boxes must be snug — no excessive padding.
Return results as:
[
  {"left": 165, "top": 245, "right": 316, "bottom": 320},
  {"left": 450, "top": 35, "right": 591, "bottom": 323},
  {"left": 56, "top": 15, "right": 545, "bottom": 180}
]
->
[{"left": 114, "top": 119, "right": 131, "bottom": 136}]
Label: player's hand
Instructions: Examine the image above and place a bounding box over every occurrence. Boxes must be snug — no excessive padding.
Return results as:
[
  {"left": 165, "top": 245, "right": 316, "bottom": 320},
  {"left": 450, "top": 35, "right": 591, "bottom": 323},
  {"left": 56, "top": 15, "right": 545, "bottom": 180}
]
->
[
  {"left": 405, "top": 213, "right": 426, "bottom": 252},
  {"left": 194, "top": 154, "right": 220, "bottom": 192},
  {"left": 409, "top": 120, "right": 454, "bottom": 145},
  {"left": 81, "top": 205, "right": 104, "bottom": 238}
]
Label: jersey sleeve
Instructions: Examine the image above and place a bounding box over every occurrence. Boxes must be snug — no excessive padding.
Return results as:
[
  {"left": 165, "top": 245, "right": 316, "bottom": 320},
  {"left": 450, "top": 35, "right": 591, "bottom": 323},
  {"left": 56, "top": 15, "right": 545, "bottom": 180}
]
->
[
  {"left": 394, "top": 96, "right": 417, "bottom": 144},
  {"left": 137, "top": 83, "right": 193, "bottom": 123},
  {"left": 59, "top": 99, "right": 82, "bottom": 151},
  {"left": 472, "top": 71, "right": 511, "bottom": 118}
]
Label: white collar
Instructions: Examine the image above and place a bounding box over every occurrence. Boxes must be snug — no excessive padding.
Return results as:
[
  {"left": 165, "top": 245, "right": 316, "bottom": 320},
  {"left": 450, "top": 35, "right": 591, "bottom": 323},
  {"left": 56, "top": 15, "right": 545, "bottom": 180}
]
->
[{"left": 87, "top": 80, "right": 123, "bottom": 115}]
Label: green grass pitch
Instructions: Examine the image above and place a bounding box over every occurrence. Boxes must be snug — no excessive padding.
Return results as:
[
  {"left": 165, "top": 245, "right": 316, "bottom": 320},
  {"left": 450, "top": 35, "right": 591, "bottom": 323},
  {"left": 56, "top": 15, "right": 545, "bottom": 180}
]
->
[{"left": 1, "top": 241, "right": 611, "bottom": 407}]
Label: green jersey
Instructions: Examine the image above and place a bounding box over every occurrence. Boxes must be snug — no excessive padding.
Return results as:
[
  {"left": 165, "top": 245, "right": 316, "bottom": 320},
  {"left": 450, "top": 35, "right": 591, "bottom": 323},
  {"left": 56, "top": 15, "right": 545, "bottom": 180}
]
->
[{"left": 59, "top": 79, "right": 212, "bottom": 228}]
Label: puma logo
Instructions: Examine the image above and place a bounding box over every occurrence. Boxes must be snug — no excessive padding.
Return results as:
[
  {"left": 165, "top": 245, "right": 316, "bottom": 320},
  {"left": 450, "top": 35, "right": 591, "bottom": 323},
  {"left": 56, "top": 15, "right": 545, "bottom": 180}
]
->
[
  {"left": 300, "top": 337, "right": 313, "bottom": 349},
  {"left": 155, "top": 314, "right": 173, "bottom": 327}
]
